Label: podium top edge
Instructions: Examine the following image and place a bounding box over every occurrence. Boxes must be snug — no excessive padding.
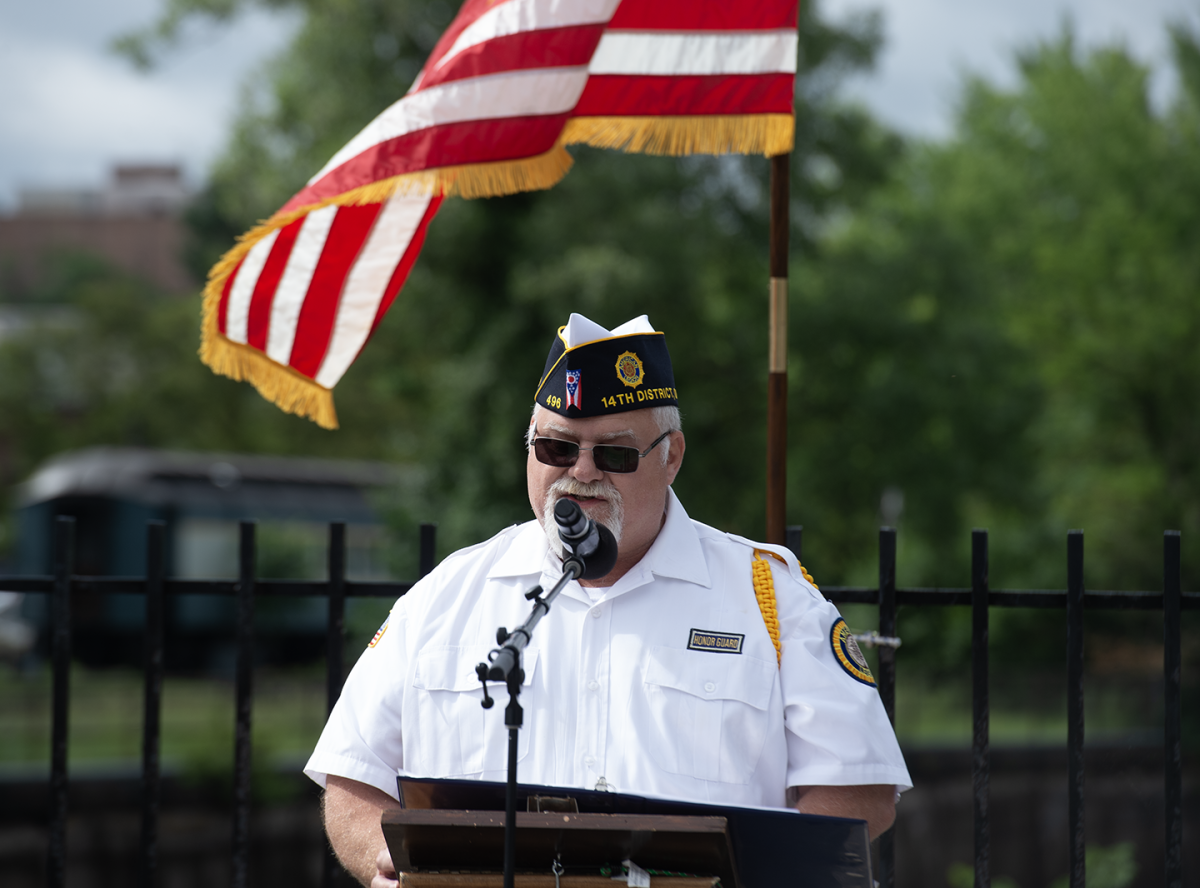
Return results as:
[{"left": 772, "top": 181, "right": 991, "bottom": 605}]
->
[{"left": 382, "top": 809, "right": 729, "bottom": 833}]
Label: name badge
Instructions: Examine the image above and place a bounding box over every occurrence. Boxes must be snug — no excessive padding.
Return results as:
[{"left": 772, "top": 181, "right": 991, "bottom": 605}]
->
[{"left": 687, "top": 629, "right": 744, "bottom": 654}]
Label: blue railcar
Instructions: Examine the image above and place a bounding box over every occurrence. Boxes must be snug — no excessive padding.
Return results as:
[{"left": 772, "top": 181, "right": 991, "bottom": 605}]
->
[{"left": 14, "top": 447, "right": 401, "bottom": 671}]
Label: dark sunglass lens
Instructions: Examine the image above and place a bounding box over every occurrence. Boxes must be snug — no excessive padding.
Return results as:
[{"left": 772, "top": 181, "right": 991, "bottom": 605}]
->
[
  {"left": 535, "top": 438, "right": 578, "bottom": 466},
  {"left": 594, "top": 445, "right": 639, "bottom": 473}
]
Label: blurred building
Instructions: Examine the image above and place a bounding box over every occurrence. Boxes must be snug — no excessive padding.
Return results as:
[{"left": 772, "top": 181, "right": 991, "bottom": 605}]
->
[{"left": 0, "top": 164, "right": 196, "bottom": 297}]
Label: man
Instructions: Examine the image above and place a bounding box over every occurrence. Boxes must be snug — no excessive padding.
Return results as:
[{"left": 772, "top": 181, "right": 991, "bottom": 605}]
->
[{"left": 307, "top": 314, "right": 911, "bottom": 887}]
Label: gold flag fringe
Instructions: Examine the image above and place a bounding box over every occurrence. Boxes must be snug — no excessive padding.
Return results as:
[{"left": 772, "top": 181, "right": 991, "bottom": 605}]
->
[
  {"left": 197, "top": 144, "right": 578, "bottom": 428},
  {"left": 562, "top": 114, "right": 795, "bottom": 158},
  {"left": 199, "top": 288, "right": 339, "bottom": 429},
  {"left": 199, "top": 115, "right": 792, "bottom": 429}
]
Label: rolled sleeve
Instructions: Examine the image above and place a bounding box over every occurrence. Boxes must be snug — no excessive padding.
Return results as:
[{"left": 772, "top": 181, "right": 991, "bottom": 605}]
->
[
  {"left": 304, "top": 603, "right": 409, "bottom": 800},
  {"left": 778, "top": 582, "right": 912, "bottom": 792}
]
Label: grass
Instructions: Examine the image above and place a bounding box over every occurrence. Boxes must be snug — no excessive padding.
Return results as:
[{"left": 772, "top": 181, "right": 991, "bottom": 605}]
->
[
  {"left": 0, "top": 664, "right": 328, "bottom": 776},
  {"left": 836, "top": 602, "right": 1174, "bottom": 748},
  {"left": 0, "top": 634, "right": 1175, "bottom": 780}
]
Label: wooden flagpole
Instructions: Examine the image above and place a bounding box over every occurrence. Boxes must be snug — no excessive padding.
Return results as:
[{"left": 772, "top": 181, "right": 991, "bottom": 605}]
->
[{"left": 766, "top": 153, "right": 790, "bottom": 545}]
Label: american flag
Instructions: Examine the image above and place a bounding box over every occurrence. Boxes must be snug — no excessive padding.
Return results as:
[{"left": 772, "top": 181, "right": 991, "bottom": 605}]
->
[{"left": 202, "top": 0, "right": 800, "bottom": 428}]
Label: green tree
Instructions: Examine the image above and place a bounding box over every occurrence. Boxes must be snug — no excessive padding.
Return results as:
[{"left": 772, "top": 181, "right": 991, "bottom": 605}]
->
[
  {"left": 800, "top": 26, "right": 1200, "bottom": 591},
  {"left": 116, "top": 0, "right": 907, "bottom": 561},
  {"left": 794, "top": 26, "right": 1200, "bottom": 717}
]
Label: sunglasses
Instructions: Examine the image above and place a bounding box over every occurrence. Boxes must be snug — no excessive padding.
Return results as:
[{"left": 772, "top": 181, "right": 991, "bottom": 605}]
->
[{"left": 533, "top": 430, "right": 672, "bottom": 474}]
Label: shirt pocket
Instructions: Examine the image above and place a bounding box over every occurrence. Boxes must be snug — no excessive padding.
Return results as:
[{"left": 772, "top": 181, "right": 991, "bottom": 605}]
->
[
  {"left": 410, "top": 645, "right": 538, "bottom": 777},
  {"left": 638, "top": 645, "right": 775, "bottom": 784}
]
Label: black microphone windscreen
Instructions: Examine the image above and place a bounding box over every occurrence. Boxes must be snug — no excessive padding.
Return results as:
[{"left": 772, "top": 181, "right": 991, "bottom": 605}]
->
[{"left": 578, "top": 522, "right": 618, "bottom": 581}]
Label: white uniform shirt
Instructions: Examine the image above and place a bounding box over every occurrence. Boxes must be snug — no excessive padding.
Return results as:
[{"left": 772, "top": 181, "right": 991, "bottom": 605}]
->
[{"left": 305, "top": 490, "right": 911, "bottom": 808}]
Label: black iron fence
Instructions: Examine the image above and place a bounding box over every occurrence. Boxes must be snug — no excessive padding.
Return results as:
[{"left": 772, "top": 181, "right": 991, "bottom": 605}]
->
[{"left": 7, "top": 516, "right": 1195, "bottom": 887}]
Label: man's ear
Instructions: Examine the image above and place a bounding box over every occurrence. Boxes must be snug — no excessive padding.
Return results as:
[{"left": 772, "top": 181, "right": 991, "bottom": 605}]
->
[{"left": 664, "top": 431, "right": 685, "bottom": 484}]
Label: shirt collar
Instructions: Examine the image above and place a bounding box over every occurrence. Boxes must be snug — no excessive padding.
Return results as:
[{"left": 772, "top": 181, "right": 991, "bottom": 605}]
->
[
  {"left": 487, "top": 520, "right": 550, "bottom": 579},
  {"left": 484, "top": 489, "right": 711, "bottom": 589},
  {"left": 636, "top": 488, "right": 711, "bottom": 588}
]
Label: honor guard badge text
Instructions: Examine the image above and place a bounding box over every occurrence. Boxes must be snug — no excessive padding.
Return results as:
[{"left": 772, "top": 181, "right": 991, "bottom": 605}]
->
[
  {"left": 688, "top": 628, "right": 744, "bottom": 654},
  {"left": 831, "top": 618, "right": 875, "bottom": 686},
  {"left": 368, "top": 615, "right": 390, "bottom": 648},
  {"left": 565, "top": 369, "right": 582, "bottom": 410},
  {"left": 615, "top": 351, "right": 644, "bottom": 388}
]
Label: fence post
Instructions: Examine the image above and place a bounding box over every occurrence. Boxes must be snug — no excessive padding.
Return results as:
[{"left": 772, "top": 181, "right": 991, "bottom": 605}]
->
[
  {"left": 878, "top": 526, "right": 897, "bottom": 887},
  {"left": 141, "top": 521, "right": 167, "bottom": 888},
  {"left": 419, "top": 523, "right": 437, "bottom": 578},
  {"left": 48, "top": 515, "right": 75, "bottom": 888},
  {"left": 1066, "top": 530, "right": 1085, "bottom": 888},
  {"left": 971, "top": 530, "right": 990, "bottom": 888},
  {"left": 786, "top": 526, "right": 803, "bottom": 564},
  {"left": 325, "top": 522, "right": 347, "bottom": 716},
  {"left": 323, "top": 523, "right": 347, "bottom": 888},
  {"left": 1163, "top": 531, "right": 1182, "bottom": 888},
  {"left": 232, "top": 521, "right": 256, "bottom": 888}
]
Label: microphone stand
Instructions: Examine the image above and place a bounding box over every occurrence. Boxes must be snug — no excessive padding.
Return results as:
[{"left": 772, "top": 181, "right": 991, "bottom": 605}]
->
[{"left": 476, "top": 553, "right": 585, "bottom": 888}]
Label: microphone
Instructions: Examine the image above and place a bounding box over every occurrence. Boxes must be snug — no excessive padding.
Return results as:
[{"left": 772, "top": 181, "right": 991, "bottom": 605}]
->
[{"left": 553, "top": 498, "right": 618, "bottom": 580}]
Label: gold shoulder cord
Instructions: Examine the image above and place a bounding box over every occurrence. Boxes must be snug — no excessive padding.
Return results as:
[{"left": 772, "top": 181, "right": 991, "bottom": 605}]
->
[{"left": 752, "top": 549, "right": 818, "bottom": 666}]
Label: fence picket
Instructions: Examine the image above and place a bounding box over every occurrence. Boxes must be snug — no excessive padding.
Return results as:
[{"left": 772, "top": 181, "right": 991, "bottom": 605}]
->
[
  {"left": 48, "top": 516, "right": 75, "bottom": 888},
  {"left": 878, "top": 527, "right": 898, "bottom": 888},
  {"left": 1067, "top": 531, "right": 1086, "bottom": 888},
  {"left": 972, "top": 530, "right": 990, "bottom": 888},
  {"left": 324, "top": 523, "right": 347, "bottom": 888},
  {"left": 1164, "top": 531, "right": 1183, "bottom": 888},
  {"left": 140, "top": 521, "right": 166, "bottom": 888},
  {"left": 232, "top": 522, "right": 256, "bottom": 888}
]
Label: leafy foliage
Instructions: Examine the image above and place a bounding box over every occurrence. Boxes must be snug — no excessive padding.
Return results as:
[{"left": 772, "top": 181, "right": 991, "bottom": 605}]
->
[
  {"left": 792, "top": 26, "right": 1200, "bottom": 707},
  {"left": 103, "top": 0, "right": 905, "bottom": 562},
  {"left": 4, "top": 6, "right": 1195, "bottom": 709},
  {"left": 801, "top": 27, "right": 1200, "bottom": 591}
]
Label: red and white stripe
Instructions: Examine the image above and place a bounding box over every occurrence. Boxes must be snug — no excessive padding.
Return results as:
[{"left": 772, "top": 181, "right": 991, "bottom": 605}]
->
[
  {"left": 573, "top": 0, "right": 799, "bottom": 118},
  {"left": 284, "top": 0, "right": 619, "bottom": 214},
  {"left": 217, "top": 193, "right": 441, "bottom": 387},
  {"left": 211, "top": 0, "right": 799, "bottom": 401}
]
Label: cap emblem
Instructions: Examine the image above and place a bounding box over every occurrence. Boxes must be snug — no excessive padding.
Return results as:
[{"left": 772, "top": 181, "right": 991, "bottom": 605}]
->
[{"left": 615, "top": 351, "right": 644, "bottom": 388}]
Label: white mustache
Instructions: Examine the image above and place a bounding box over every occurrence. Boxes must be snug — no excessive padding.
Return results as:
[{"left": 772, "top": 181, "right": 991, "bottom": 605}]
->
[
  {"left": 547, "top": 478, "right": 620, "bottom": 501},
  {"left": 542, "top": 478, "right": 624, "bottom": 557}
]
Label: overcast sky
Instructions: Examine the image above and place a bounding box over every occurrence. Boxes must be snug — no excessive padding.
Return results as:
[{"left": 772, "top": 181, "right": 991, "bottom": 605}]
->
[{"left": 2, "top": 0, "right": 1197, "bottom": 212}]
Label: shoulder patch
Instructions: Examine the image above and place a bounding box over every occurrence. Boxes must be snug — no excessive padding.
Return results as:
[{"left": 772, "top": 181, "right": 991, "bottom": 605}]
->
[
  {"left": 368, "top": 614, "right": 390, "bottom": 648},
  {"left": 830, "top": 618, "right": 875, "bottom": 686}
]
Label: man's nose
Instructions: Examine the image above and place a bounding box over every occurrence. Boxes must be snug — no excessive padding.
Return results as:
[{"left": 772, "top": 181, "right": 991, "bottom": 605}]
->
[{"left": 569, "top": 447, "right": 605, "bottom": 483}]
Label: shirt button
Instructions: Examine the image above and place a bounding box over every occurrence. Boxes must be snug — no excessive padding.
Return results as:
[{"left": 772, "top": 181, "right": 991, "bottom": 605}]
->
[
  {"left": 590, "top": 608, "right": 602, "bottom": 619},
  {"left": 587, "top": 680, "right": 599, "bottom": 691},
  {"left": 584, "top": 755, "right": 595, "bottom": 767},
  {"left": 704, "top": 681, "right": 716, "bottom": 693}
]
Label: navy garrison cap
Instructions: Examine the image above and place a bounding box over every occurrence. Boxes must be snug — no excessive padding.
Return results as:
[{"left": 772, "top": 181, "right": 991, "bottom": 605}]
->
[{"left": 534, "top": 314, "right": 678, "bottom": 418}]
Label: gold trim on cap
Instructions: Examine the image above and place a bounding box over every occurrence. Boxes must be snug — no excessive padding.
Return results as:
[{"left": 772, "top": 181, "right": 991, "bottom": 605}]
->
[{"left": 534, "top": 331, "right": 667, "bottom": 402}]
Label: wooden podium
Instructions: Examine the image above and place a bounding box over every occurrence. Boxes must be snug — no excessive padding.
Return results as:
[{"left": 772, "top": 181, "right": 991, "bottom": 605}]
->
[
  {"left": 383, "top": 808, "right": 730, "bottom": 888},
  {"left": 381, "top": 778, "right": 875, "bottom": 888}
]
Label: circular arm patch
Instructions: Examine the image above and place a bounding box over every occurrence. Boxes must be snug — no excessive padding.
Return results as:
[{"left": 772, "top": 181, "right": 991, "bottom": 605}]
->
[{"left": 830, "top": 618, "right": 876, "bottom": 686}]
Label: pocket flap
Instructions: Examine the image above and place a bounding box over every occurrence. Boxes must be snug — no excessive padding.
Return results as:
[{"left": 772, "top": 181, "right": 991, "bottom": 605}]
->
[
  {"left": 644, "top": 645, "right": 775, "bottom": 710},
  {"left": 414, "top": 645, "right": 538, "bottom": 691}
]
